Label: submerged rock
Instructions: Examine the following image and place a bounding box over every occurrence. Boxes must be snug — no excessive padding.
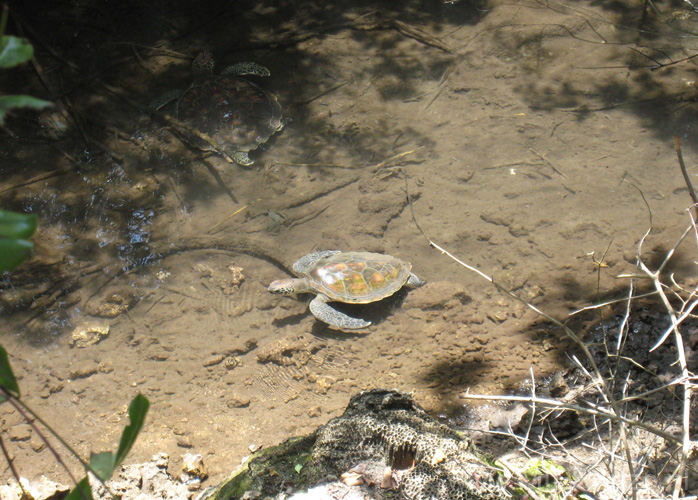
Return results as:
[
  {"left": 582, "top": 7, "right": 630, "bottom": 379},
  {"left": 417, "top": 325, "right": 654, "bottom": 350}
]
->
[{"left": 200, "top": 389, "right": 505, "bottom": 500}]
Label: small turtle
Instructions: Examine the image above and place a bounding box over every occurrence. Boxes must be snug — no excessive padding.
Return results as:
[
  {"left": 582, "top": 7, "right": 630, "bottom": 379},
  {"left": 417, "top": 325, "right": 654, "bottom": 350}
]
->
[
  {"left": 268, "top": 250, "right": 426, "bottom": 330},
  {"left": 150, "top": 51, "right": 283, "bottom": 166}
]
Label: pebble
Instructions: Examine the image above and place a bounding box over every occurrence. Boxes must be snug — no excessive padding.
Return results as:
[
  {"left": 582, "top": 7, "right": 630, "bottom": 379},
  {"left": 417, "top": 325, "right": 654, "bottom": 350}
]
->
[
  {"left": 227, "top": 394, "right": 251, "bottom": 408},
  {"left": 181, "top": 452, "right": 208, "bottom": 480},
  {"left": 9, "top": 424, "right": 31, "bottom": 441},
  {"left": 0, "top": 477, "right": 69, "bottom": 500},
  {"left": 69, "top": 324, "right": 109, "bottom": 348},
  {"left": 69, "top": 361, "right": 100, "bottom": 379},
  {"left": 203, "top": 354, "right": 225, "bottom": 367}
]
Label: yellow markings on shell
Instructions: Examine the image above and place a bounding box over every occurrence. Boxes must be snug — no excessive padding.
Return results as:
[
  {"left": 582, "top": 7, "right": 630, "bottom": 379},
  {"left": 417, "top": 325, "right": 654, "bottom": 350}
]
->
[
  {"left": 310, "top": 256, "right": 408, "bottom": 301},
  {"left": 365, "top": 268, "right": 388, "bottom": 288}
]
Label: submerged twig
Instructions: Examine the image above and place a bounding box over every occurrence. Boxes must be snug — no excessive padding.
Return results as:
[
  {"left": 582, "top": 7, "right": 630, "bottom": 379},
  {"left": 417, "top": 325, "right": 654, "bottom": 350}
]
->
[{"left": 674, "top": 136, "right": 698, "bottom": 222}]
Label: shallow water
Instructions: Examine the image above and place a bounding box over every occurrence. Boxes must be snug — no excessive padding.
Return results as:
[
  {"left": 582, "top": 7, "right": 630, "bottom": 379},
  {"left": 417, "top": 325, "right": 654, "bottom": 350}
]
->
[{"left": 2, "top": 0, "right": 698, "bottom": 489}]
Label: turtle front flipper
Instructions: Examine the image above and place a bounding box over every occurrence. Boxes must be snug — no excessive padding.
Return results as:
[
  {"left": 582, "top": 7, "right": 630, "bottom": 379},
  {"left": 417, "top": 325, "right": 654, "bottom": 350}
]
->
[
  {"left": 293, "top": 250, "right": 341, "bottom": 275},
  {"left": 232, "top": 151, "right": 254, "bottom": 166},
  {"left": 309, "top": 295, "right": 371, "bottom": 330}
]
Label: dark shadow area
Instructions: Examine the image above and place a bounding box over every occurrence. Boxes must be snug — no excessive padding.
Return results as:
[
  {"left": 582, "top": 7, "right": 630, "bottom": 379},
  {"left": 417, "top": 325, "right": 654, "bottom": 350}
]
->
[
  {"left": 0, "top": 0, "right": 487, "bottom": 340},
  {"left": 507, "top": 0, "right": 698, "bottom": 153}
]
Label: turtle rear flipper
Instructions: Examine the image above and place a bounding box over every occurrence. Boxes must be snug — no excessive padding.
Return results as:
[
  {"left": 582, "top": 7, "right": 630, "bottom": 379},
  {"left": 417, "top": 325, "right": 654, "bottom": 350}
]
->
[
  {"left": 149, "top": 89, "right": 185, "bottom": 112},
  {"left": 222, "top": 62, "right": 270, "bottom": 77},
  {"left": 232, "top": 151, "right": 254, "bottom": 166},
  {"left": 406, "top": 273, "right": 426, "bottom": 288},
  {"left": 309, "top": 296, "right": 371, "bottom": 330}
]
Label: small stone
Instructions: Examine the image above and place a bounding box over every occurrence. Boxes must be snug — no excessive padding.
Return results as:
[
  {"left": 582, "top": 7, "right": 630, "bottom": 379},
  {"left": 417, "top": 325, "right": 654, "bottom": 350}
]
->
[
  {"left": 508, "top": 224, "right": 529, "bottom": 237},
  {"left": 95, "top": 303, "right": 123, "bottom": 318},
  {"left": 224, "top": 356, "right": 242, "bottom": 370},
  {"left": 177, "top": 436, "right": 193, "bottom": 448},
  {"left": 14, "top": 476, "right": 70, "bottom": 500},
  {"left": 228, "top": 264, "right": 245, "bottom": 286},
  {"left": 0, "top": 482, "right": 21, "bottom": 500},
  {"left": 315, "top": 377, "right": 333, "bottom": 394},
  {"left": 70, "top": 324, "right": 109, "bottom": 348},
  {"left": 203, "top": 354, "right": 225, "bottom": 367},
  {"left": 172, "top": 422, "right": 187, "bottom": 435},
  {"left": 152, "top": 452, "right": 169, "bottom": 468},
  {"left": 155, "top": 270, "right": 171, "bottom": 281},
  {"left": 227, "top": 394, "right": 251, "bottom": 408},
  {"left": 227, "top": 339, "right": 257, "bottom": 355},
  {"left": 307, "top": 406, "right": 322, "bottom": 418},
  {"left": 549, "top": 372, "right": 569, "bottom": 397},
  {"left": 9, "top": 424, "right": 31, "bottom": 441},
  {"left": 30, "top": 437, "right": 46, "bottom": 452},
  {"left": 92, "top": 291, "right": 137, "bottom": 318},
  {"left": 181, "top": 453, "right": 208, "bottom": 480},
  {"left": 70, "top": 361, "right": 99, "bottom": 379},
  {"left": 487, "top": 311, "right": 508, "bottom": 323},
  {"left": 194, "top": 263, "right": 214, "bottom": 278},
  {"left": 98, "top": 359, "right": 114, "bottom": 373}
]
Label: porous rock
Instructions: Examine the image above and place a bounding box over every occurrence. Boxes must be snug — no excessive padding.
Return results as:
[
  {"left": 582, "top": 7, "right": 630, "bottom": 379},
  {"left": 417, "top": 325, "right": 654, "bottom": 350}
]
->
[
  {"left": 201, "top": 389, "right": 505, "bottom": 500},
  {"left": 93, "top": 453, "right": 191, "bottom": 500}
]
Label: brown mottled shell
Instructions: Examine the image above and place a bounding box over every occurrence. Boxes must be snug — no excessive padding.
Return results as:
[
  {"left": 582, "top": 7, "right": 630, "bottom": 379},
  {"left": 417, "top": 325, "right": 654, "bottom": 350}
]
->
[
  {"left": 305, "top": 252, "right": 412, "bottom": 304},
  {"left": 176, "top": 74, "right": 282, "bottom": 153}
]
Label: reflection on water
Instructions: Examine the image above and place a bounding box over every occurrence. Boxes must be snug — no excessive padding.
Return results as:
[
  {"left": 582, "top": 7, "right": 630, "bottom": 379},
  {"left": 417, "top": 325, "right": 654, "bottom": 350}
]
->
[
  {"left": 2, "top": 0, "right": 698, "bottom": 487},
  {"left": 119, "top": 209, "right": 155, "bottom": 268}
]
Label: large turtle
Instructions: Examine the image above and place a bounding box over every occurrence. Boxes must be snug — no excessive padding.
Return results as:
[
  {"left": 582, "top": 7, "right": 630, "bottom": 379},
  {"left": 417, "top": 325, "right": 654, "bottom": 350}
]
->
[
  {"left": 150, "top": 51, "right": 283, "bottom": 166},
  {"left": 268, "top": 250, "right": 426, "bottom": 330}
]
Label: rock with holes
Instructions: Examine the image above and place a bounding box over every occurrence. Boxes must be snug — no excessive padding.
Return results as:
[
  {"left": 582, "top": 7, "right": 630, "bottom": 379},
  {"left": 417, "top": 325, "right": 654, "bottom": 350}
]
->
[{"left": 199, "top": 389, "right": 506, "bottom": 500}]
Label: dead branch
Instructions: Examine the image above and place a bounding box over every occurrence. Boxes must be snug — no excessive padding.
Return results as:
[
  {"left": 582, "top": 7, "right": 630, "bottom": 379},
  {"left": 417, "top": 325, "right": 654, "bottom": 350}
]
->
[
  {"left": 459, "top": 393, "right": 679, "bottom": 444},
  {"left": 404, "top": 173, "right": 640, "bottom": 498}
]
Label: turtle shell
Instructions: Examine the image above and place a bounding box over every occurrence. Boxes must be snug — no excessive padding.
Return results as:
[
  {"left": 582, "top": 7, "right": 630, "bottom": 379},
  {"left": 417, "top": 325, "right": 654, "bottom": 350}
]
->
[
  {"left": 176, "top": 74, "right": 282, "bottom": 154},
  {"left": 305, "top": 252, "right": 412, "bottom": 304}
]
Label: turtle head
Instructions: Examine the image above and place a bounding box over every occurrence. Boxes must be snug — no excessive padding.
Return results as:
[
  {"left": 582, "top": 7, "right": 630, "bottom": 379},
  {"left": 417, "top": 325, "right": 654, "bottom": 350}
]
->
[
  {"left": 268, "top": 278, "right": 299, "bottom": 295},
  {"left": 193, "top": 51, "right": 215, "bottom": 74}
]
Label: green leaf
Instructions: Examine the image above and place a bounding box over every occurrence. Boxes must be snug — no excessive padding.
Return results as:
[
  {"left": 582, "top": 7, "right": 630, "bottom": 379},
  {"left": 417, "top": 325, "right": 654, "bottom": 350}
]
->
[
  {"left": 0, "top": 95, "right": 52, "bottom": 125},
  {"left": 0, "top": 210, "right": 37, "bottom": 239},
  {"left": 521, "top": 458, "right": 569, "bottom": 480},
  {"left": 88, "top": 394, "right": 149, "bottom": 480},
  {"left": 89, "top": 451, "right": 116, "bottom": 481},
  {"left": 0, "top": 210, "right": 37, "bottom": 272},
  {"left": 90, "top": 394, "right": 150, "bottom": 480},
  {"left": 0, "top": 345, "right": 19, "bottom": 400},
  {"left": 65, "top": 477, "right": 93, "bottom": 500},
  {"left": 294, "top": 463, "right": 303, "bottom": 474},
  {"left": 115, "top": 394, "right": 149, "bottom": 467},
  {"left": 0, "top": 238, "right": 33, "bottom": 273},
  {"left": 0, "top": 35, "right": 33, "bottom": 68},
  {"left": 539, "top": 459, "right": 567, "bottom": 477}
]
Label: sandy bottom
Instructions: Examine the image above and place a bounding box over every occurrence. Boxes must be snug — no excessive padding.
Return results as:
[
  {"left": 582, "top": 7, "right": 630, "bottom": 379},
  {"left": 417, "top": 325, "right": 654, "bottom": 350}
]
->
[{"left": 2, "top": 0, "right": 698, "bottom": 495}]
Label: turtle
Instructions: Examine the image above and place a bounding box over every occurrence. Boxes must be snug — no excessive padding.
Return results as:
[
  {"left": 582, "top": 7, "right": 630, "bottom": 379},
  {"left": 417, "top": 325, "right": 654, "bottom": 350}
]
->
[
  {"left": 149, "top": 50, "right": 283, "bottom": 166},
  {"left": 268, "top": 250, "right": 426, "bottom": 330}
]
